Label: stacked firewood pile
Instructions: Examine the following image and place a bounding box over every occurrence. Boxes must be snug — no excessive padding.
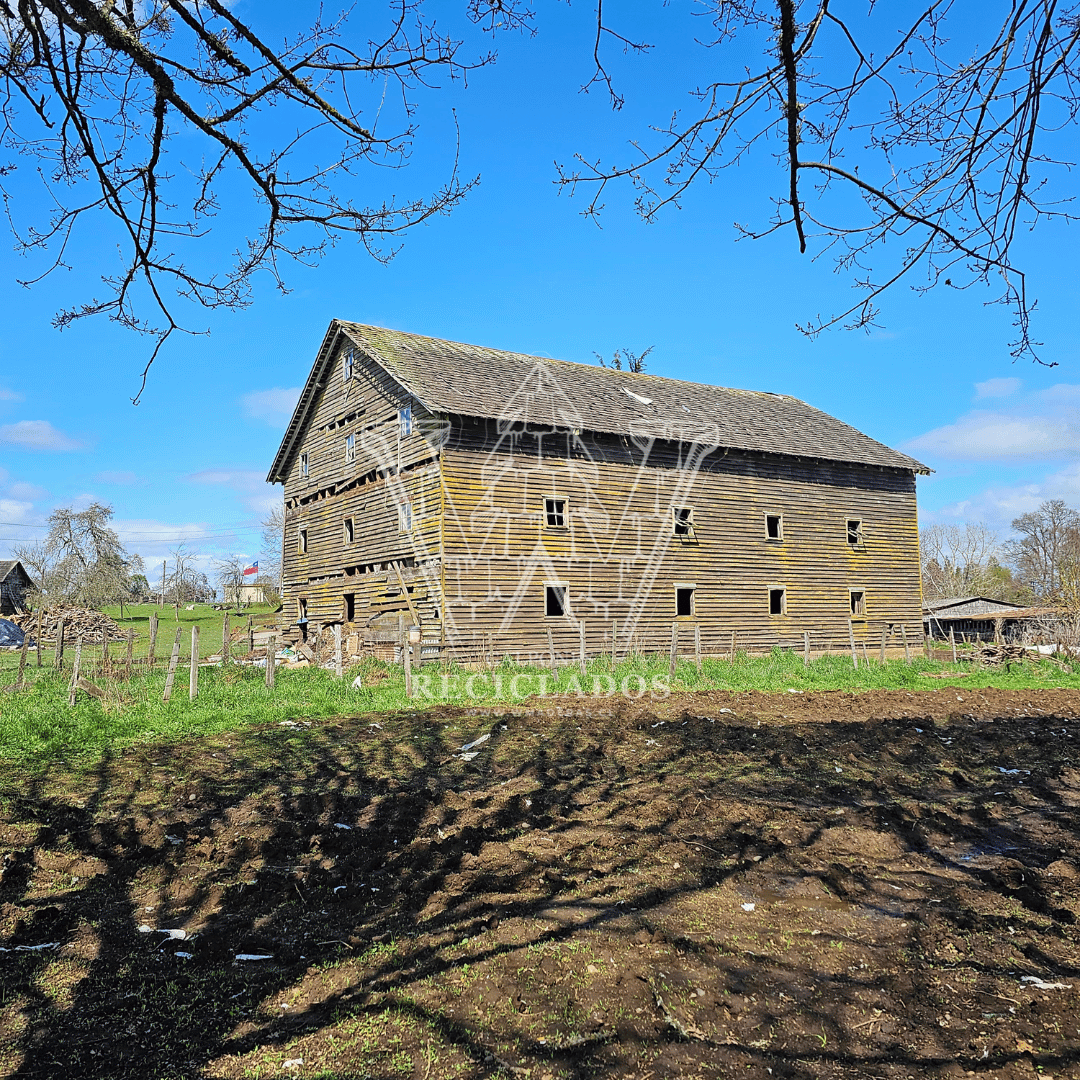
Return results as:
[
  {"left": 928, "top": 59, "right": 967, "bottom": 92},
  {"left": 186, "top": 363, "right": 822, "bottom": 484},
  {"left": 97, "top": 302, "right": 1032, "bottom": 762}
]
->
[
  {"left": 10, "top": 607, "right": 127, "bottom": 644},
  {"left": 971, "top": 641, "right": 1033, "bottom": 666}
]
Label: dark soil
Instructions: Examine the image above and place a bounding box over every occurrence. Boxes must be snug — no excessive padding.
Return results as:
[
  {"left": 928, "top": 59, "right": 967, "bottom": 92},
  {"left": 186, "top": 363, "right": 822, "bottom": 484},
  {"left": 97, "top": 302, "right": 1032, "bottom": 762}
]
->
[{"left": 1, "top": 686, "right": 1079, "bottom": 1079}]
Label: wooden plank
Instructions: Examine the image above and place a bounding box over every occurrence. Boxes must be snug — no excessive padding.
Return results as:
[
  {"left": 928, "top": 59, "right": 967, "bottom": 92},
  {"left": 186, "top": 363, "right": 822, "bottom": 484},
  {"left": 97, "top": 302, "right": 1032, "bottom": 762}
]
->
[
  {"left": 148, "top": 612, "right": 158, "bottom": 669},
  {"left": 222, "top": 611, "right": 230, "bottom": 663},
  {"left": 849, "top": 620, "right": 858, "bottom": 669},
  {"left": 54, "top": 618, "right": 65, "bottom": 671},
  {"left": 803, "top": 630, "right": 810, "bottom": 667},
  {"left": 950, "top": 627, "right": 957, "bottom": 664},
  {"left": 579, "top": 621, "right": 587, "bottom": 676},
  {"left": 34, "top": 607, "right": 43, "bottom": 668},
  {"left": 126, "top": 630, "right": 134, "bottom": 680},
  {"left": 163, "top": 627, "right": 183, "bottom": 702},
  {"left": 334, "top": 623, "right": 343, "bottom": 678},
  {"left": 880, "top": 626, "right": 887, "bottom": 664},
  {"left": 266, "top": 633, "right": 277, "bottom": 688},
  {"left": 189, "top": 625, "right": 199, "bottom": 701},
  {"left": 902, "top": 624, "right": 910, "bottom": 664},
  {"left": 68, "top": 637, "right": 83, "bottom": 707},
  {"left": 16, "top": 629, "right": 29, "bottom": 690},
  {"left": 669, "top": 622, "right": 678, "bottom": 678},
  {"left": 695, "top": 623, "right": 702, "bottom": 671},
  {"left": 404, "top": 629, "right": 412, "bottom": 697},
  {"left": 612, "top": 619, "right": 618, "bottom": 666}
]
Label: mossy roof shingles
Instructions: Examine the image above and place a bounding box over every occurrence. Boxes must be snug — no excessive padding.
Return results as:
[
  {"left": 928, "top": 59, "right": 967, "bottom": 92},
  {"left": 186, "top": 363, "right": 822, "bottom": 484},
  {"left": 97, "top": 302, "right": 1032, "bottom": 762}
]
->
[{"left": 268, "top": 321, "right": 928, "bottom": 482}]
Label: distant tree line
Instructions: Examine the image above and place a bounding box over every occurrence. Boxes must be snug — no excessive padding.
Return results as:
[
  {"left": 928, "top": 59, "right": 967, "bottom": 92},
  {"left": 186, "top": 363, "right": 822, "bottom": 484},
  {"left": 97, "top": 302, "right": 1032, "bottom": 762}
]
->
[{"left": 921, "top": 500, "right": 1080, "bottom": 613}]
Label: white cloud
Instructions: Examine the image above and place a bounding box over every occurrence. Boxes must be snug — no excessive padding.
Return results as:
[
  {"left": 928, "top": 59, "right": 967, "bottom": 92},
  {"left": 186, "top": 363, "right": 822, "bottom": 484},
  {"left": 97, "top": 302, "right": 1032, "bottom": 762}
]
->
[
  {"left": 974, "top": 377, "right": 1022, "bottom": 400},
  {"left": 925, "top": 462, "right": 1080, "bottom": 531},
  {"left": 241, "top": 387, "right": 301, "bottom": 426},
  {"left": 0, "top": 420, "right": 84, "bottom": 452},
  {"left": 94, "top": 470, "right": 138, "bottom": 485},
  {"left": 6, "top": 481, "right": 49, "bottom": 501},
  {"left": 188, "top": 467, "right": 279, "bottom": 515},
  {"left": 0, "top": 498, "right": 36, "bottom": 525},
  {"left": 0, "top": 386, "right": 24, "bottom": 402},
  {"left": 907, "top": 382, "right": 1080, "bottom": 462},
  {"left": 908, "top": 411, "right": 1079, "bottom": 460}
]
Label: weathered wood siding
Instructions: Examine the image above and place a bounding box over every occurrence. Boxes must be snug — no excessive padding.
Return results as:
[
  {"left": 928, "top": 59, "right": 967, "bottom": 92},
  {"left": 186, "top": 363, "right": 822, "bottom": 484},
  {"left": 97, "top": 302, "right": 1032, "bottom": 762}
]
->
[
  {"left": 438, "top": 420, "right": 923, "bottom": 660},
  {"left": 281, "top": 343, "right": 447, "bottom": 636},
  {"left": 276, "top": 354, "right": 925, "bottom": 662}
]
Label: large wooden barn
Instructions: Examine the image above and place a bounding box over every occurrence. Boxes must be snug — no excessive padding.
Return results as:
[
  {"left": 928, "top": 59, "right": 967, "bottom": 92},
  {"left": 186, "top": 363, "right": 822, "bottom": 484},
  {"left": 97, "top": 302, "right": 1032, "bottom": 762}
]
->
[{"left": 268, "top": 322, "right": 930, "bottom": 662}]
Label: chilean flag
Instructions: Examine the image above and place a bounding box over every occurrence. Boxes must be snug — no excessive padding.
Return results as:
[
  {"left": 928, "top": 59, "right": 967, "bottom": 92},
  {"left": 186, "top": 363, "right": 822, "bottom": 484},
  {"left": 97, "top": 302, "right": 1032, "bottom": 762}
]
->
[{"left": 243, "top": 561, "right": 259, "bottom": 577}]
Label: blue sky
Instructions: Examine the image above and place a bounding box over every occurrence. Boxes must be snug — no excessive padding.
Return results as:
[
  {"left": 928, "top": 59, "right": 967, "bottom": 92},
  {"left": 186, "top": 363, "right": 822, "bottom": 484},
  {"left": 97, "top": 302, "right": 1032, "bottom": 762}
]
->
[{"left": 1, "top": 3, "right": 1077, "bottom": 581}]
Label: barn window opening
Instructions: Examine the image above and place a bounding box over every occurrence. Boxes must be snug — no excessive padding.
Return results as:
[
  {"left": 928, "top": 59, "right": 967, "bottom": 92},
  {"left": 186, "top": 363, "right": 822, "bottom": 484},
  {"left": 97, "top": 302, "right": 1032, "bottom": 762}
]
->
[
  {"left": 344, "top": 593, "right": 355, "bottom": 622},
  {"left": 300, "top": 452, "right": 309, "bottom": 478},
  {"left": 343, "top": 518, "right": 354, "bottom": 544},
  {"left": 298, "top": 599, "right": 308, "bottom": 622},
  {"left": 676, "top": 587, "right": 695, "bottom": 617},
  {"left": 343, "top": 348, "right": 354, "bottom": 382},
  {"left": 769, "top": 588, "right": 785, "bottom": 615},
  {"left": 766, "top": 514, "right": 783, "bottom": 540},
  {"left": 298, "top": 529, "right": 308, "bottom": 554},
  {"left": 345, "top": 433, "right": 356, "bottom": 463},
  {"left": 673, "top": 507, "right": 694, "bottom": 536},
  {"left": 399, "top": 406, "right": 412, "bottom": 437},
  {"left": 545, "top": 584, "right": 567, "bottom": 618},
  {"left": 850, "top": 590, "right": 866, "bottom": 616},
  {"left": 545, "top": 498, "right": 566, "bottom": 528},
  {"left": 398, "top": 503, "right": 412, "bottom": 532},
  {"left": 847, "top": 519, "right": 863, "bottom": 546}
]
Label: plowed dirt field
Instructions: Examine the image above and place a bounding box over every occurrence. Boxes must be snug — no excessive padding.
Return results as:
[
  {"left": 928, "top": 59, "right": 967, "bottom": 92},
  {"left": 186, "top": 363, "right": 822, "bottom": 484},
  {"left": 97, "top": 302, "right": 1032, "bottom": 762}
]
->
[{"left": 1, "top": 686, "right": 1079, "bottom": 1079}]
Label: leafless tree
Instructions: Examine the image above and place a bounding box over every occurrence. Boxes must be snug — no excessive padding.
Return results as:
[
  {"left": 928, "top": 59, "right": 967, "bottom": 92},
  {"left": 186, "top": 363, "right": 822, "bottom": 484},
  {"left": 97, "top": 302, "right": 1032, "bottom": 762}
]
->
[
  {"left": 163, "top": 542, "right": 211, "bottom": 603},
  {"left": 559, "top": 2, "right": 1080, "bottom": 363},
  {"left": 213, "top": 553, "right": 248, "bottom": 608},
  {"left": 260, "top": 504, "right": 284, "bottom": 591},
  {"left": 1005, "top": 499, "right": 1080, "bottom": 599},
  {"left": 0, "top": 1, "right": 532, "bottom": 400},
  {"left": 920, "top": 521, "right": 1022, "bottom": 602},
  {"left": 12, "top": 501, "right": 141, "bottom": 607}
]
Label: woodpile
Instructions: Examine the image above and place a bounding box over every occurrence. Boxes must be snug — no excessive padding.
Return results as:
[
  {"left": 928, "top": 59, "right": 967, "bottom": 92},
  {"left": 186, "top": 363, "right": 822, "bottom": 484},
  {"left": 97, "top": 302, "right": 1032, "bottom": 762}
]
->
[
  {"left": 10, "top": 607, "right": 127, "bottom": 644},
  {"left": 972, "top": 642, "right": 1031, "bottom": 666}
]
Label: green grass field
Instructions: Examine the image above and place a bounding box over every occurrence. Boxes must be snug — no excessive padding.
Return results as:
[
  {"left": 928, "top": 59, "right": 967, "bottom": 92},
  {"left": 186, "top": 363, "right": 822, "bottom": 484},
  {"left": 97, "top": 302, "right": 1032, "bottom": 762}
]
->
[{"left": 1, "top": 621, "right": 1077, "bottom": 768}]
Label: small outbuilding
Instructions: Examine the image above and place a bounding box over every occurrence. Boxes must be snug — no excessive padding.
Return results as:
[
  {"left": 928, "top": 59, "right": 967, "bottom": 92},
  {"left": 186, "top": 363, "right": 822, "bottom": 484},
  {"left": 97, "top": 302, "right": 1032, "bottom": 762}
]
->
[
  {"left": 923, "top": 595, "right": 1054, "bottom": 642},
  {"left": 0, "top": 560, "right": 36, "bottom": 616}
]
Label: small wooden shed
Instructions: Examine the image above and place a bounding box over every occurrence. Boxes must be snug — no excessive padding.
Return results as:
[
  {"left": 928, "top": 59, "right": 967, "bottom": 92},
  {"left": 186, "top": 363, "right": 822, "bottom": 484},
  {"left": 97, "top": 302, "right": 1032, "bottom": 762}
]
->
[{"left": 0, "top": 560, "right": 37, "bottom": 615}]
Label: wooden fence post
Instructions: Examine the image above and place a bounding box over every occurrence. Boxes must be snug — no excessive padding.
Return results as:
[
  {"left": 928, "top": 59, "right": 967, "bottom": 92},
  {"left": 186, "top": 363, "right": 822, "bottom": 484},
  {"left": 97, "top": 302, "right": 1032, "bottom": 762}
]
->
[
  {"left": 248, "top": 616, "right": 254, "bottom": 655},
  {"left": 803, "top": 630, "right": 810, "bottom": 667},
  {"left": 265, "top": 633, "right": 277, "bottom": 688},
  {"left": 101, "top": 635, "right": 110, "bottom": 678},
  {"left": 148, "top": 612, "right": 159, "bottom": 669},
  {"left": 669, "top": 622, "right": 679, "bottom": 678},
  {"left": 334, "top": 623, "right": 343, "bottom": 678},
  {"left": 547, "top": 627, "right": 556, "bottom": 670},
  {"left": 579, "top": 621, "right": 587, "bottom": 676},
  {"left": 189, "top": 625, "right": 199, "bottom": 700},
  {"left": 950, "top": 627, "right": 957, "bottom": 664},
  {"left": 16, "top": 630, "right": 29, "bottom": 690},
  {"left": 34, "top": 607, "right": 43, "bottom": 668},
  {"left": 695, "top": 624, "right": 702, "bottom": 671},
  {"left": 126, "top": 630, "right": 134, "bottom": 681},
  {"left": 730, "top": 629, "right": 736, "bottom": 660},
  {"left": 862, "top": 641, "right": 870, "bottom": 667},
  {"left": 403, "top": 629, "right": 412, "bottom": 698},
  {"left": 54, "top": 618, "right": 65, "bottom": 670},
  {"left": 924, "top": 630, "right": 931, "bottom": 660},
  {"left": 163, "top": 626, "right": 183, "bottom": 702},
  {"left": 222, "top": 610, "right": 230, "bottom": 664},
  {"left": 68, "top": 637, "right": 83, "bottom": 707},
  {"left": 902, "top": 624, "right": 911, "bottom": 664},
  {"left": 848, "top": 620, "right": 858, "bottom": 669},
  {"left": 611, "top": 619, "right": 618, "bottom": 667},
  {"left": 880, "top": 626, "right": 887, "bottom": 665}
]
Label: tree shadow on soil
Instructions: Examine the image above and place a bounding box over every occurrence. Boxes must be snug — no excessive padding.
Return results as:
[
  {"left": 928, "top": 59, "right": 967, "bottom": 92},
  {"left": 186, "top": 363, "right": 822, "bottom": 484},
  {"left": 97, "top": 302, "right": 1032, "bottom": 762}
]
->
[{"left": 1, "top": 701, "right": 1078, "bottom": 1078}]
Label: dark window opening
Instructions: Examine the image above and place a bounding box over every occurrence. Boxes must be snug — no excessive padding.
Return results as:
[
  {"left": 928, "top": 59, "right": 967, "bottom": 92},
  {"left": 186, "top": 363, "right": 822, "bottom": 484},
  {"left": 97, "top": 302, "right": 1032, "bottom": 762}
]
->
[
  {"left": 343, "top": 518, "right": 354, "bottom": 544},
  {"left": 545, "top": 585, "right": 567, "bottom": 617},
  {"left": 298, "top": 528, "right": 308, "bottom": 554},
  {"left": 847, "top": 519, "right": 863, "bottom": 546},
  {"left": 545, "top": 498, "right": 566, "bottom": 528},
  {"left": 300, "top": 452, "right": 309, "bottom": 478},
  {"left": 673, "top": 507, "right": 693, "bottom": 536},
  {"left": 344, "top": 593, "right": 355, "bottom": 622},
  {"left": 766, "top": 514, "right": 783, "bottom": 540},
  {"left": 850, "top": 590, "right": 866, "bottom": 616},
  {"left": 676, "top": 587, "right": 695, "bottom": 617},
  {"left": 769, "top": 588, "right": 785, "bottom": 615}
]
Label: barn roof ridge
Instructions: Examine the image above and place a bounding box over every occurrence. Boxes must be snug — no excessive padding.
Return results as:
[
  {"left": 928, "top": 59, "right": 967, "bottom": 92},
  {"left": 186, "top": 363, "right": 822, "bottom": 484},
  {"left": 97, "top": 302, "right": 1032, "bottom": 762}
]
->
[{"left": 268, "top": 320, "right": 930, "bottom": 483}]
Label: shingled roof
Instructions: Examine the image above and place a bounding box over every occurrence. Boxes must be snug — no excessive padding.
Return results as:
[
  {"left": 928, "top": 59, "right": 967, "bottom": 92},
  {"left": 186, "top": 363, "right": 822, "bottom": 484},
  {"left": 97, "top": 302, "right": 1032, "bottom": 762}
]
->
[{"left": 268, "top": 321, "right": 929, "bottom": 482}]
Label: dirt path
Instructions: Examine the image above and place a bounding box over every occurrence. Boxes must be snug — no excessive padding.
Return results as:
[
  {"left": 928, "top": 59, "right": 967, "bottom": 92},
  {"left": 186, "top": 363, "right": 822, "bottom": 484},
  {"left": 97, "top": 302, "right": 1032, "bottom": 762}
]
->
[{"left": 1, "top": 687, "right": 1078, "bottom": 1078}]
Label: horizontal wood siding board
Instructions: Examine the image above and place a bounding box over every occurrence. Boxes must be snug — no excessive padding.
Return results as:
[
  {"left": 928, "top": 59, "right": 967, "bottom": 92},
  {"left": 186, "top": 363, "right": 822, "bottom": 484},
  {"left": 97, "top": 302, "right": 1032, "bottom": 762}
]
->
[{"left": 438, "top": 441, "right": 923, "bottom": 654}]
